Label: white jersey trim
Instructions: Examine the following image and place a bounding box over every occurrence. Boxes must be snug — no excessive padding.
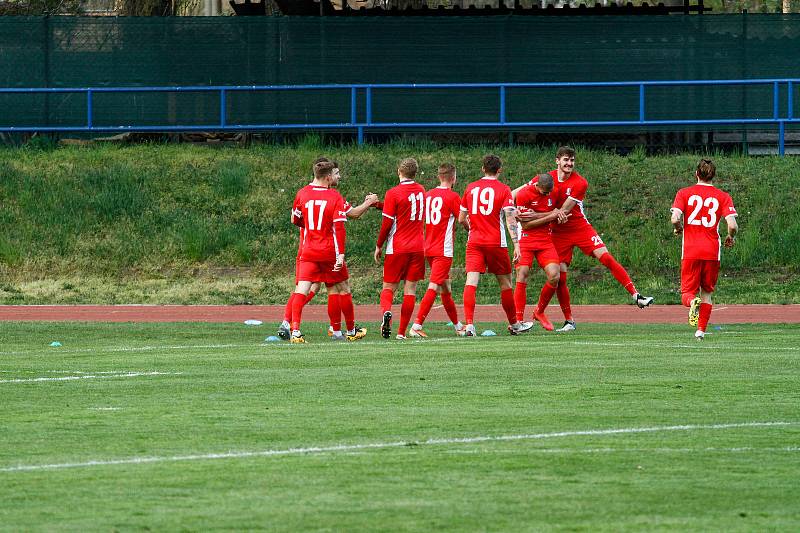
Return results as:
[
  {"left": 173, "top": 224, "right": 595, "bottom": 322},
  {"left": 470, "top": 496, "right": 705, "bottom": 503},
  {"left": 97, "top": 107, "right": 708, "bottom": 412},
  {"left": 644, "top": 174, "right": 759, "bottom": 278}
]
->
[
  {"left": 386, "top": 220, "right": 398, "bottom": 255},
  {"left": 382, "top": 212, "right": 396, "bottom": 220},
  {"left": 444, "top": 214, "right": 455, "bottom": 258}
]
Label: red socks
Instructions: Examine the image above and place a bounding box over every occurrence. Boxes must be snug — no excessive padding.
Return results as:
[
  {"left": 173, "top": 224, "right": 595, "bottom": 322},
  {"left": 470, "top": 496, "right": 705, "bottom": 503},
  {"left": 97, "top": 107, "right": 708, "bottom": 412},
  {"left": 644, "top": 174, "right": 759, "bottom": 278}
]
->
[
  {"left": 398, "top": 295, "right": 416, "bottom": 337},
  {"left": 557, "top": 272, "right": 572, "bottom": 321},
  {"left": 416, "top": 288, "right": 437, "bottom": 326},
  {"left": 513, "top": 282, "right": 527, "bottom": 322},
  {"left": 290, "top": 292, "right": 306, "bottom": 331},
  {"left": 327, "top": 294, "right": 342, "bottom": 332},
  {"left": 500, "top": 288, "right": 517, "bottom": 325},
  {"left": 340, "top": 293, "right": 355, "bottom": 331},
  {"left": 283, "top": 293, "right": 295, "bottom": 323},
  {"left": 380, "top": 288, "right": 394, "bottom": 313},
  {"left": 598, "top": 252, "right": 636, "bottom": 296},
  {"left": 463, "top": 285, "right": 477, "bottom": 324},
  {"left": 698, "top": 303, "right": 712, "bottom": 332},
  {"left": 537, "top": 282, "right": 557, "bottom": 314},
  {"left": 440, "top": 291, "right": 459, "bottom": 325},
  {"left": 306, "top": 289, "right": 316, "bottom": 304}
]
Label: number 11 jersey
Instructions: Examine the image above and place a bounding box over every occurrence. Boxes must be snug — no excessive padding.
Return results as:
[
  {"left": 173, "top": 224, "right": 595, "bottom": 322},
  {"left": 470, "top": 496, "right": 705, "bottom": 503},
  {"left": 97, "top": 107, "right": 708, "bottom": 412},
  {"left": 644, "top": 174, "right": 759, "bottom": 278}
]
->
[
  {"left": 672, "top": 183, "right": 737, "bottom": 261},
  {"left": 382, "top": 179, "right": 426, "bottom": 254}
]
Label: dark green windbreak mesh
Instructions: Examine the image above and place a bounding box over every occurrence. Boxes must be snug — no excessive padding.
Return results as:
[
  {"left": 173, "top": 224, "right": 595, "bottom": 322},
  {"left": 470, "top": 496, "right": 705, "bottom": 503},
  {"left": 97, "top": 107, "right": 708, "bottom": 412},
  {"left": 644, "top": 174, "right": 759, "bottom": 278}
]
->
[{"left": 1, "top": 15, "right": 798, "bottom": 129}]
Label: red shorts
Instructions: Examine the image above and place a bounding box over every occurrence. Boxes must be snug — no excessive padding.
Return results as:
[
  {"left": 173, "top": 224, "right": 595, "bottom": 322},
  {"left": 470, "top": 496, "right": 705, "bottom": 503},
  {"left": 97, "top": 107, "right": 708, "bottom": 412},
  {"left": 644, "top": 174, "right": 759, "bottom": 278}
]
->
[
  {"left": 681, "top": 259, "right": 720, "bottom": 295},
  {"left": 297, "top": 259, "right": 348, "bottom": 285},
  {"left": 465, "top": 244, "right": 512, "bottom": 276},
  {"left": 384, "top": 252, "right": 425, "bottom": 283},
  {"left": 518, "top": 243, "right": 561, "bottom": 269},
  {"left": 426, "top": 256, "right": 453, "bottom": 285},
  {"left": 552, "top": 224, "right": 605, "bottom": 265}
]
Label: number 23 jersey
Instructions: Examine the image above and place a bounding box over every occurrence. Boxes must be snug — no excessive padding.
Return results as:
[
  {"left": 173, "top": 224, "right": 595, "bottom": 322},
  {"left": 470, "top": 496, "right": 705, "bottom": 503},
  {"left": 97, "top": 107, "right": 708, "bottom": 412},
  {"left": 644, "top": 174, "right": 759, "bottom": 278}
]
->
[{"left": 672, "top": 183, "right": 737, "bottom": 261}]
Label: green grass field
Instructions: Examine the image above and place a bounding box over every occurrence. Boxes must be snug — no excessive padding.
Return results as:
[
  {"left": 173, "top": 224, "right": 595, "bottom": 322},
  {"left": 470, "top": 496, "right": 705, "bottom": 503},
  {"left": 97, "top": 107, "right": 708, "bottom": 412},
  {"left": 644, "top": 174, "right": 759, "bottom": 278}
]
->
[{"left": 1, "top": 321, "right": 798, "bottom": 531}]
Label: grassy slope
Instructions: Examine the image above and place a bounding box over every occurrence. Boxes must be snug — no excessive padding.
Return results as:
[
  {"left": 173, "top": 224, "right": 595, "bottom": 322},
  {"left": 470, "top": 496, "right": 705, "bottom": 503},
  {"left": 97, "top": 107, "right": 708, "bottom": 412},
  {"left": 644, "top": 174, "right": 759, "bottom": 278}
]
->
[
  {"left": 1, "top": 140, "right": 798, "bottom": 304},
  {"left": 0, "top": 322, "right": 799, "bottom": 530}
]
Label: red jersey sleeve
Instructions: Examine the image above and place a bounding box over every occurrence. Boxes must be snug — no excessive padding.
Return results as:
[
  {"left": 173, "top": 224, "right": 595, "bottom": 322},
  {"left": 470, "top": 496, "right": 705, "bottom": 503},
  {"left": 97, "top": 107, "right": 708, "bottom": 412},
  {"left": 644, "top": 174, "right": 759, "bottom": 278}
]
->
[
  {"left": 671, "top": 188, "right": 688, "bottom": 213},
  {"left": 291, "top": 190, "right": 303, "bottom": 226},
  {"left": 500, "top": 186, "right": 514, "bottom": 210},
  {"left": 720, "top": 193, "right": 737, "bottom": 219},
  {"left": 449, "top": 192, "right": 462, "bottom": 217},
  {"left": 460, "top": 185, "right": 471, "bottom": 212},
  {"left": 382, "top": 189, "right": 397, "bottom": 219},
  {"left": 567, "top": 178, "right": 587, "bottom": 203}
]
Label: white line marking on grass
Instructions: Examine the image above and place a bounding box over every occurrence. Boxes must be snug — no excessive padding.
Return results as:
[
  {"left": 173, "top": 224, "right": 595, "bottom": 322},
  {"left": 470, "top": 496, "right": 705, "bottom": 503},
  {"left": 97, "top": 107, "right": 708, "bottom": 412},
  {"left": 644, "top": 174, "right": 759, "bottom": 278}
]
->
[
  {"left": 0, "top": 344, "right": 252, "bottom": 357},
  {"left": 0, "top": 372, "right": 181, "bottom": 384},
  {"left": 0, "top": 421, "right": 794, "bottom": 473},
  {"left": 88, "top": 407, "right": 122, "bottom": 411}
]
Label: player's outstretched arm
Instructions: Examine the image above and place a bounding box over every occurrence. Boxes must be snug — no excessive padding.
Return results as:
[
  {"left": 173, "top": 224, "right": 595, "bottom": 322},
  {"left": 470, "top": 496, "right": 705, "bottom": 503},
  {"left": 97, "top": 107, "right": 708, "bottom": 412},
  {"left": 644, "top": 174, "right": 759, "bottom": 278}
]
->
[
  {"left": 347, "top": 194, "right": 380, "bottom": 219},
  {"left": 520, "top": 209, "right": 569, "bottom": 230}
]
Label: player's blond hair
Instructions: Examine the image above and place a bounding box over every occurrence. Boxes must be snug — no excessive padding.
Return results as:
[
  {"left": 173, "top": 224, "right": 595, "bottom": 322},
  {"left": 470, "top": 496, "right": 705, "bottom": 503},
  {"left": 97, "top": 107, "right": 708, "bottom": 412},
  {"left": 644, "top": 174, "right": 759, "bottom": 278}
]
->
[
  {"left": 398, "top": 158, "right": 419, "bottom": 179},
  {"left": 438, "top": 163, "right": 456, "bottom": 181},
  {"left": 696, "top": 158, "right": 716, "bottom": 181}
]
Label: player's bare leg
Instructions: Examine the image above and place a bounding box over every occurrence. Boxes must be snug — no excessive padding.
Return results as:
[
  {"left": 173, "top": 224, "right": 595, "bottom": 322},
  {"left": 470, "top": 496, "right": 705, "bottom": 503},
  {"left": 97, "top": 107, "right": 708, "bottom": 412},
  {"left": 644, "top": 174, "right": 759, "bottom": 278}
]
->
[
  {"left": 380, "top": 281, "right": 399, "bottom": 339},
  {"left": 498, "top": 273, "right": 532, "bottom": 335},
  {"left": 396, "top": 280, "right": 418, "bottom": 340},
  {"left": 592, "top": 246, "right": 654, "bottom": 308},
  {"left": 532, "top": 262, "right": 560, "bottom": 331}
]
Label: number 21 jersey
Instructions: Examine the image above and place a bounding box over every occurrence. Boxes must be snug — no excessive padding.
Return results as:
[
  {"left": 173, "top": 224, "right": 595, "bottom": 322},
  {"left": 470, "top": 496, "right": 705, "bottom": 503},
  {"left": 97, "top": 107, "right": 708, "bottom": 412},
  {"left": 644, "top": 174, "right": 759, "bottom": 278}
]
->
[{"left": 672, "top": 183, "right": 737, "bottom": 261}]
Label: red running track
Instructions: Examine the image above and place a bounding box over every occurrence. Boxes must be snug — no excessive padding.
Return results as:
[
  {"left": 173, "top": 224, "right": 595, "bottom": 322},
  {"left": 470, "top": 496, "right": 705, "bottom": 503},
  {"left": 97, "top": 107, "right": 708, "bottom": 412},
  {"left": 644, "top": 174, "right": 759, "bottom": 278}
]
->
[{"left": 0, "top": 305, "right": 799, "bottom": 324}]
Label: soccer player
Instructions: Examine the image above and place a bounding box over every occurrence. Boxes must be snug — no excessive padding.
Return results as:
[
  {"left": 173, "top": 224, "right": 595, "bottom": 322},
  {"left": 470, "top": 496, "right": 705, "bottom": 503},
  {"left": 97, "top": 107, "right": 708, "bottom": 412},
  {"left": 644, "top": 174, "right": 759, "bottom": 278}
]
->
[
  {"left": 459, "top": 154, "right": 532, "bottom": 337},
  {"left": 517, "top": 146, "right": 654, "bottom": 332},
  {"left": 409, "top": 163, "right": 467, "bottom": 338},
  {"left": 670, "top": 158, "right": 738, "bottom": 340},
  {"left": 513, "top": 173, "right": 569, "bottom": 331},
  {"left": 325, "top": 163, "right": 378, "bottom": 340},
  {"left": 374, "top": 158, "right": 426, "bottom": 340},
  {"left": 277, "top": 157, "right": 375, "bottom": 341},
  {"left": 288, "top": 161, "right": 348, "bottom": 344}
]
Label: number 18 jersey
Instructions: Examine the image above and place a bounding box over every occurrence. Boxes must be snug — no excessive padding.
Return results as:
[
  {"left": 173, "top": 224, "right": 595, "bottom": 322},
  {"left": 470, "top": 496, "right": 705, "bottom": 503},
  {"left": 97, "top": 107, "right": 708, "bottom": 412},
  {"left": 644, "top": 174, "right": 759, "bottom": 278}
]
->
[
  {"left": 424, "top": 186, "right": 462, "bottom": 258},
  {"left": 460, "top": 177, "right": 515, "bottom": 248},
  {"left": 672, "top": 183, "right": 737, "bottom": 261}
]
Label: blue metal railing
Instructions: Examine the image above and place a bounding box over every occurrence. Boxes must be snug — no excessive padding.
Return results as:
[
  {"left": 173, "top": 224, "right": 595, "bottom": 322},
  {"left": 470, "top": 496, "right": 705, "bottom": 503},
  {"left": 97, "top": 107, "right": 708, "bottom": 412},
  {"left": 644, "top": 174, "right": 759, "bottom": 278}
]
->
[{"left": 1, "top": 79, "right": 797, "bottom": 154}]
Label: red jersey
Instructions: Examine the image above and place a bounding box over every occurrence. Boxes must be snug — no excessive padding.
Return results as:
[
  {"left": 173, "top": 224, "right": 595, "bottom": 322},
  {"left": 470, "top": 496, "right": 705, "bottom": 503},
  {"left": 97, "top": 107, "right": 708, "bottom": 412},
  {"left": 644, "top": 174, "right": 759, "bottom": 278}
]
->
[
  {"left": 672, "top": 183, "right": 737, "bottom": 261},
  {"left": 292, "top": 185, "right": 352, "bottom": 259},
  {"left": 378, "top": 179, "right": 426, "bottom": 254},
  {"left": 531, "top": 170, "right": 590, "bottom": 234},
  {"left": 291, "top": 185, "right": 347, "bottom": 262},
  {"left": 515, "top": 183, "right": 555, "bottom": 248},
  {"left": 424, "top": 186, "right": 461, "bottom": 258},
  {"left": 460, "top": 177, "right": 515, "bottom": 247}
]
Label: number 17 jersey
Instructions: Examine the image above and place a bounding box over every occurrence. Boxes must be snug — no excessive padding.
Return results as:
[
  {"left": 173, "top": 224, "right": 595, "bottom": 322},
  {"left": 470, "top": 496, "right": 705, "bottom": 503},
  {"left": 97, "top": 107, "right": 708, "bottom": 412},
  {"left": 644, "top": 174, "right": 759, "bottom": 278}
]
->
[{"left": 672, "top": 183, "right": 737, "bottom": 261}]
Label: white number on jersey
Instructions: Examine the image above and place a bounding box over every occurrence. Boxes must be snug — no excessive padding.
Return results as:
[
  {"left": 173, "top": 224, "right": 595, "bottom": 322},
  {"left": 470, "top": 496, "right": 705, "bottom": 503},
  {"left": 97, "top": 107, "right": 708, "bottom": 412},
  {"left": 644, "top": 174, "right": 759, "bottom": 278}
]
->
[
  {"left": 591, "top": 235, "right": 604, "bottom": 247},
  {"left": 470, "top": 187, "right": 495, "bottom": 216},
  {"left": 426, "top": 196, "right": 443, "bottom": 225},
  {"left": 686, "top": 195, "right": 720, "bottom": 228},
  {"left": 408, "top": 192, "right": 424, "bottom": 221},
  {"left": 304, "top": 199, "right": 328, "bottom": 230}
]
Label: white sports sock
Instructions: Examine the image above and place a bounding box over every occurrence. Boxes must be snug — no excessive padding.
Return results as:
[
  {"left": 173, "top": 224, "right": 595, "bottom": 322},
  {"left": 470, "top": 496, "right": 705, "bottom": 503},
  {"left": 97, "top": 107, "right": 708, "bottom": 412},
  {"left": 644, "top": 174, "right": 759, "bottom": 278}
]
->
[
  {"left": 411, "top": 323, "right": 422, "bottom": 331},
  {"left": 454, "top": 322, "right": 463, "bottom": 330}
]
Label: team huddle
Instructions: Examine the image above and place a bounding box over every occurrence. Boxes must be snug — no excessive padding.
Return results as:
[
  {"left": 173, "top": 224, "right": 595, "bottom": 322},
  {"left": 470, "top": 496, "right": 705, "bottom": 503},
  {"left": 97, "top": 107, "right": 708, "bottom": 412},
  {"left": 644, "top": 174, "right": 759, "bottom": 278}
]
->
[{"left": 278, "top": 147, "right": 737, "bottom": 343}]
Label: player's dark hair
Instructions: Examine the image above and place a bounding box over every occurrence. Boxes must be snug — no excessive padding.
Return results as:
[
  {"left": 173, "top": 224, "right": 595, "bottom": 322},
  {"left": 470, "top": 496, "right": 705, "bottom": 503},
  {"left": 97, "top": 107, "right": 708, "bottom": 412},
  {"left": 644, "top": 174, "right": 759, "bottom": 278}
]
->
[
  {"left": 482, "top": 154, "right": 502, "bottom": 175},
  {"left": 438, "top": 163, "right": 456, "bottom": 180},
  {"left": 696, "top": 158, "right": 716, "bottom": 182},
  {"left": 537, "top": 173, "right": 554, "bottom": 192},
  {"left": 398, "top": 158, "right": 418, "bottom": 179},
  {"left": 312, "top": 157, "right": 330, "bottom": 174},
  {"left": 313, "top": 161, "right": 336, "bottom": 180},
  {"left": 556, "top": 146, "right": 576, "bottom": 159}
]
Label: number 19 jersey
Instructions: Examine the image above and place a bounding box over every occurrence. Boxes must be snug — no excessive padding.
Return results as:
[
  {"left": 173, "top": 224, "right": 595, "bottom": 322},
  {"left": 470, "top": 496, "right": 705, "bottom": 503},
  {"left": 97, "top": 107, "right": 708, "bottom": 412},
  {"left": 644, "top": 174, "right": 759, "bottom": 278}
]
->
[
  {"left": 382, "top": 180, "right": 426, "bottom": 254},
  {"left": 672, "top": 183, "right": 737, "bottom": 261},
  {"left": 460, "top": 177, "right": 515, "bottom": 248}
]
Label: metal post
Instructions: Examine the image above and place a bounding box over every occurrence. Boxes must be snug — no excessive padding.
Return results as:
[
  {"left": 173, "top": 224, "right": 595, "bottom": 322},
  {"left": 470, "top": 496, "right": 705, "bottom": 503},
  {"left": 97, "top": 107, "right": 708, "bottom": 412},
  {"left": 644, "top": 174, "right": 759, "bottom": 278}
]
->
[
  {"left": 86, "top": 89, "right": 93, "bottom": 128},
  {"left": 366, "top": 87, "right": 372, "bottom": 125},
  {"left": 220, "top": 89, "right": 226, "bottom": 127},
  {"left": 357, "top": 127, "right": 364, "bottom": 145},
  {"left": 350, "top": 87, "right": 357, "bottom": 124},
  {"left": 499, "top": 85, "right": 506, "bottom": 124},
  {"left": 773, "top": 81, "right": 779, "bottom": 120},
  {"left": 788, "top": 81, "right": 794, "bottom": 120},
  {"left": 779, "top": 121, "right": 785, "bottom": 156},
  {"left": 639, "top": 84, "right": 645, "bottom": 122}
]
